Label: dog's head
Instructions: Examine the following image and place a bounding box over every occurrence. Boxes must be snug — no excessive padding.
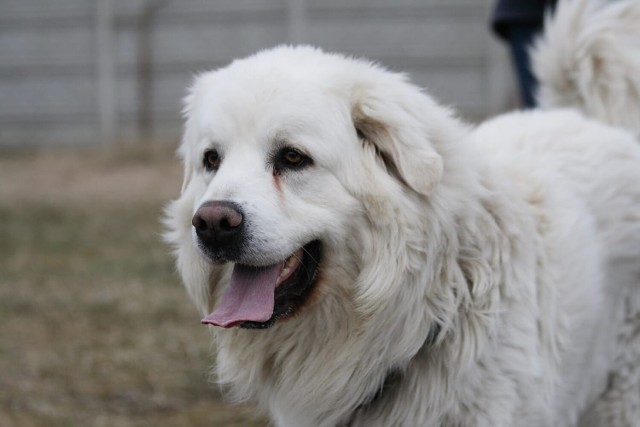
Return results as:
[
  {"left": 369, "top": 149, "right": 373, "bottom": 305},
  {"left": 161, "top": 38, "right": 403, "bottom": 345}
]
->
[{"left": 166, "top": 46, "right": 463, "bottom": 330}]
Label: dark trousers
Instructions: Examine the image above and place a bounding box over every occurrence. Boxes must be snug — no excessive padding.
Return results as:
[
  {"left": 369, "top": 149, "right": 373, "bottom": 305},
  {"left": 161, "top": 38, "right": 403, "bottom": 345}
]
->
[{"left": 504, "top": 23, "right": 543, "bottom": 108}]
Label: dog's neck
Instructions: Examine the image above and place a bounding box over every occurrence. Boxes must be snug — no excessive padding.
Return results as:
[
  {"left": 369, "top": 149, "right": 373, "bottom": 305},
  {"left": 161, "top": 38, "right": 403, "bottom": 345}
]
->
[
  {"left": 342, "top": 368, "right": 403, "bottom": 427},
  {"left": 342, "top": 322, "right": 442, "bottom": 426}
]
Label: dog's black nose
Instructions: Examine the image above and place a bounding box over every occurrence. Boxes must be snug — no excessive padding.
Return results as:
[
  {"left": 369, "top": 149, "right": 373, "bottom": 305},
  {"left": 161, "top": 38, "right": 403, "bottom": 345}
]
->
[{"left": 192, "top": 201, "right": 244, "bottom": 253}]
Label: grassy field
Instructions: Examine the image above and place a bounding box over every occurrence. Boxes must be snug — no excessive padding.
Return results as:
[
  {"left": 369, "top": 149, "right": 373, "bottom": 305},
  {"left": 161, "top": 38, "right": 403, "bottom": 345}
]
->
[{"left": 0, "top": 148, "right": 265, "bottom": 426}]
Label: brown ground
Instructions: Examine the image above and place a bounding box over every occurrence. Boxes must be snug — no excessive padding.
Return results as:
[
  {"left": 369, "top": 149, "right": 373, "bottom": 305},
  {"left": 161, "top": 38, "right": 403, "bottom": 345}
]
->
[{"left": 0, "top": 147, "right": 266, "bottom": 426}]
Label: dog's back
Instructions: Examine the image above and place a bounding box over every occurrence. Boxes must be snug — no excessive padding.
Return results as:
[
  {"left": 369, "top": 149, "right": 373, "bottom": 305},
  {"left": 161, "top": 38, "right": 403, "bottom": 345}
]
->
[
  {"left": 505, "top": 1, "right": 640, "bottom": 423},
  {"left": 472, "top": 101, "right": 640, "bottom": 424}
]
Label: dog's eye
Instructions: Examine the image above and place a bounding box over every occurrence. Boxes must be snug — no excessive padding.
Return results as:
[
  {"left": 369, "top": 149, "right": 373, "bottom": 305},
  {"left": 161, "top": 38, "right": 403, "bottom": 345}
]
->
[
  {"left": 274, "top": 147, "right": 312, "bottom": 173},
  {"left": 203, "top": 149, "right": 221, "bottom": 172},
  {"left": 284, "top": 150, "right": 303, "bottom": 165}
]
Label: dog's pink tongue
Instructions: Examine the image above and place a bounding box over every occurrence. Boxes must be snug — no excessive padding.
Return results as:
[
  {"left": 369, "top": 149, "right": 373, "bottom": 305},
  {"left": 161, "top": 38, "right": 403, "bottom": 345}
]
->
[{"left": 201, "top": 262, "right": 283, "bottom": 328}]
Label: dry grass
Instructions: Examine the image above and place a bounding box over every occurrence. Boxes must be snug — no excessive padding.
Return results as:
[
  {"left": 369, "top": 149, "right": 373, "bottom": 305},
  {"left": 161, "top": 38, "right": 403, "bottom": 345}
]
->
[{"left": 0, "top": 147, "right": 266, "bottom": 426}]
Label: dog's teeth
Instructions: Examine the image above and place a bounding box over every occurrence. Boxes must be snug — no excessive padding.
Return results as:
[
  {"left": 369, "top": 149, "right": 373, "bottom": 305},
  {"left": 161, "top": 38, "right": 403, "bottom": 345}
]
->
[
  {"left": 286, "top": 254, "right": 298, "bottom": 268},
  {"left": 276, "top": 250, "right": 304, "bottom": 286}
]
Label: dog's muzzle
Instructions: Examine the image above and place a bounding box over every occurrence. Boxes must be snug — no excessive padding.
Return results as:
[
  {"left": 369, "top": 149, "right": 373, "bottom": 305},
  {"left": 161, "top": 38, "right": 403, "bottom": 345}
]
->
[{"left": 192, "top": 200, "right": 245, "bottom": 261}]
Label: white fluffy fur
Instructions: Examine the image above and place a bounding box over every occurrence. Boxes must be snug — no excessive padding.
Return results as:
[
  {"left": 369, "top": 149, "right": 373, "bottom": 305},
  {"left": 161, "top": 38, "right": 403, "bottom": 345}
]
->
[
  {"left": 165, "top": 1, "right": 640, "bottom": 425},
  {"left": 533, "top": 0, "right": 640, "bottom": 137}
]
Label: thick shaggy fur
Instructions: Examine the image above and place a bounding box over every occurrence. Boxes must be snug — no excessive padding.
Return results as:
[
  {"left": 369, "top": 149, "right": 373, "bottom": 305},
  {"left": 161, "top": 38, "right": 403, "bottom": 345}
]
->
[
  {"left": 165, "top": 1, "right": 640, "bottom": 425},
  {"left": 533, "top": 0, "right": 640, "bottom": 137}
]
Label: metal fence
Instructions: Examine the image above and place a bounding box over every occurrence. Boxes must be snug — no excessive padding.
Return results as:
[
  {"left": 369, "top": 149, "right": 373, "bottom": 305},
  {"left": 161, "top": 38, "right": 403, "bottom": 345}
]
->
[{"left": 0, "top": 0, "right": 512, "bottom": 147}]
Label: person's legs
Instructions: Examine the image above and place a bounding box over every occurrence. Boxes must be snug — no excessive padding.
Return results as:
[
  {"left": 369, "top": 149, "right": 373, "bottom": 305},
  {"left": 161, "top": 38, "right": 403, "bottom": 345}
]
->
[{"left": 505, "top": 23, "right": 543, "bottom": 108}]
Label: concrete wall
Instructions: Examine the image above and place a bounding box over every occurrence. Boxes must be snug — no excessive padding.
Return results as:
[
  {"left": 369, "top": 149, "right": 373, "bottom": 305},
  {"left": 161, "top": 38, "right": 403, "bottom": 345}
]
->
[{"left": 0, "top": 0, "right": 512, "bottom": 147}]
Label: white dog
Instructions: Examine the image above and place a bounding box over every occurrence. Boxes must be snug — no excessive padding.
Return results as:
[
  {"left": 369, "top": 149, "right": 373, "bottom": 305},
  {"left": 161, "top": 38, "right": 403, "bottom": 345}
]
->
[{"left": 165, "top": 0, "right": 640, "bottom": 425}]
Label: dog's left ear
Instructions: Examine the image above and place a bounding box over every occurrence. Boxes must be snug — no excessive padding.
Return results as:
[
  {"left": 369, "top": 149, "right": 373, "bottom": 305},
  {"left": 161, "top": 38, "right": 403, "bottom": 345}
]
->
[{"left": 351, "top": 79, "right": 444, "bottom": 195}]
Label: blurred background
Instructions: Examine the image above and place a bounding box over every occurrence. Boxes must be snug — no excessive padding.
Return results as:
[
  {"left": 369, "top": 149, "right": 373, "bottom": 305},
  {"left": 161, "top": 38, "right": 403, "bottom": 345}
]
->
[{"left": 0, "top": 0, "right": 513, "bottom": 425}]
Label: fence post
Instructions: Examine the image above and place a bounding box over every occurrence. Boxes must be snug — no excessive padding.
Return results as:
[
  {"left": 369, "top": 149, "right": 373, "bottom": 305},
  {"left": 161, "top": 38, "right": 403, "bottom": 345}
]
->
[
  {"left": 287, "top": 0, "right": 308, "bottom": 44},
  {"left": 136, "top": 0, "right": 168, "bottom": 145},
  {"left": 96, "top": 0, "right": 117, "bottom": 145}
]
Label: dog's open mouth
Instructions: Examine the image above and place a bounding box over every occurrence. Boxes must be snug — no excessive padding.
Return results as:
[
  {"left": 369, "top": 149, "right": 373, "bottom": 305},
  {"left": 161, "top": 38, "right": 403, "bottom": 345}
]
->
[{"left": 202, "top": 240, "right": 322, "bottom": 329}]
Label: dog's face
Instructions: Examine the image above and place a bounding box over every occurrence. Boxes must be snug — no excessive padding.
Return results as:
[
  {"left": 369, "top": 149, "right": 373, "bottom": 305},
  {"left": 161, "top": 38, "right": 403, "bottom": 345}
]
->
[
  {"left": 178, "top": 53, "right": 368, "bottom": 329},
  {"left": 168, "top": 46, "right": 448, "bottom": 330}
]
